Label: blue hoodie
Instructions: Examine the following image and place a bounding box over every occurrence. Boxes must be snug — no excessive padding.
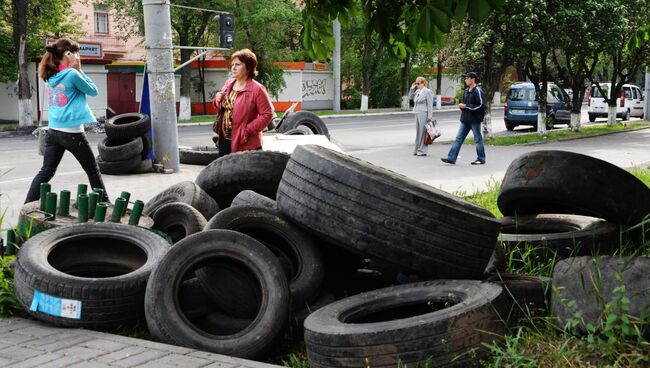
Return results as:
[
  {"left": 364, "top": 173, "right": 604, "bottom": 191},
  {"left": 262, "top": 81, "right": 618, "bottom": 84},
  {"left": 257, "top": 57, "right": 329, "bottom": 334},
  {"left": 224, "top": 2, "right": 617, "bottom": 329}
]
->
[{"left": 46, "top": 67, "right": 98, "bottom": 128}]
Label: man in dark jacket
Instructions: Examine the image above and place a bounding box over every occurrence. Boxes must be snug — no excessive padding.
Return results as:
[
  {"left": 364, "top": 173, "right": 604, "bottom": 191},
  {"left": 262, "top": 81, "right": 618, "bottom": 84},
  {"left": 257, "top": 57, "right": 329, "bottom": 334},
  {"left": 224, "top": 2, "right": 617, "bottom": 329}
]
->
[{"left": 441, "top": 71, "right": 487, "bottom": 165}]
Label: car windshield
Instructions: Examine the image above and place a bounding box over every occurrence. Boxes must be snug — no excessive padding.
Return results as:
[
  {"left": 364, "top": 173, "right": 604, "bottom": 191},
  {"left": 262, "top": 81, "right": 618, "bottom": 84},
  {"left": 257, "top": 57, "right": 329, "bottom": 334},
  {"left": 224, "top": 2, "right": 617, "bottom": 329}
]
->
[
  {"left": 591, "top": 86, "right": 609, "bottom": 98},
  {"left": 508, "top": 87, "right": 535, "bottom": 101}
]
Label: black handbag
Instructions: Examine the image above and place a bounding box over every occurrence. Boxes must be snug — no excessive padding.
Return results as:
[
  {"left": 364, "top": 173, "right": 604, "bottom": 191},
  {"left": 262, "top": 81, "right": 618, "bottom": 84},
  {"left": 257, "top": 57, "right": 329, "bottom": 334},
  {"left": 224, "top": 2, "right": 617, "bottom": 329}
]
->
[{"left": 212, "top": 108, "right": 223, "bottom": 143}]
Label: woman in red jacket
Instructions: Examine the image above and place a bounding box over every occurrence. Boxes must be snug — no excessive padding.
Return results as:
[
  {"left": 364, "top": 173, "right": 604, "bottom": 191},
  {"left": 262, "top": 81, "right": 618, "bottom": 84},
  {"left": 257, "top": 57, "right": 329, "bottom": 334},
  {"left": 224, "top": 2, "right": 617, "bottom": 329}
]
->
[{"left": 212, "top": 48, "right": 273, "bottom": 156}]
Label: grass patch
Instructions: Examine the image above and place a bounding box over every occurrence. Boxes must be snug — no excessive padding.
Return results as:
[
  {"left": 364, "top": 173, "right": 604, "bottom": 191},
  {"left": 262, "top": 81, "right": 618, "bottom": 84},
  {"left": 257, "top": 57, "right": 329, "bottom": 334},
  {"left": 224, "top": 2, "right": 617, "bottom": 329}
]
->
[
  {"left": 470, "top": 121, "right": 650, "bottom": 146},
  {"left": 0, "top": 124, "right": 18, "bottom": 132}
]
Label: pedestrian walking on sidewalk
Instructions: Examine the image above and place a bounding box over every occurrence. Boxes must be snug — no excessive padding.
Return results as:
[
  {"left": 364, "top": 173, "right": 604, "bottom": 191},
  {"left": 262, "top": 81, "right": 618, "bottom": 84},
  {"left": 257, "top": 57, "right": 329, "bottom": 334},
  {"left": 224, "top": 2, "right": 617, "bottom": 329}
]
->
[
  {"left": 211, "top": 48, "right": 274, "bottom": 157},
  {"left": 441, "top": 71, "right": 487, "bottom": 165},
  {"left": 25, "top": 38, "right": 109, "bottom": 203},
  {"left": 409, "top": 77, "right": 434, "bottom": 156}
]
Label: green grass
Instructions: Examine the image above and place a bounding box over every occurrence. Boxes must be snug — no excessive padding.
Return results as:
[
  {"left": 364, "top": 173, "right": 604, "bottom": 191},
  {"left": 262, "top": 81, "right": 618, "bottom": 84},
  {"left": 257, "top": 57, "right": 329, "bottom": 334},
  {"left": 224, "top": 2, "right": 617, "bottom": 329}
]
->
[
  {"left": 0, "top": 124, "right": 18, "bottom": 132},
  {"left": 471, "top": 121, "right": 650, "bottom": 146}
]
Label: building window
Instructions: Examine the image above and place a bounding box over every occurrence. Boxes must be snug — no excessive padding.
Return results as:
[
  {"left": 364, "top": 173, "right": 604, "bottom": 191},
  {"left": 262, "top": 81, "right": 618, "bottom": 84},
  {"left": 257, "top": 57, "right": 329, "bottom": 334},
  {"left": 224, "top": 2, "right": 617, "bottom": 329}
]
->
[{"left": 94, "top": 11, "right": 109, "bottom": 34}]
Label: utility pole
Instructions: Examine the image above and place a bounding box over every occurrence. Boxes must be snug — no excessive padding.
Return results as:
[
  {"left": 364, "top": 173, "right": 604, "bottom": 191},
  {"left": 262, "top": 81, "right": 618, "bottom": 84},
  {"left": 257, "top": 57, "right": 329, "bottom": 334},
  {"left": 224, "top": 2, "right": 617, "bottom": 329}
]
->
[
  {"left": 142, "top": 0, "right": 180, "bottom": 172},
  {"left": 333, "top": 18, "right": 341, "bottom": 112},
  {"left": 645, "top": 66, "right": 650, "bottom": 119}
]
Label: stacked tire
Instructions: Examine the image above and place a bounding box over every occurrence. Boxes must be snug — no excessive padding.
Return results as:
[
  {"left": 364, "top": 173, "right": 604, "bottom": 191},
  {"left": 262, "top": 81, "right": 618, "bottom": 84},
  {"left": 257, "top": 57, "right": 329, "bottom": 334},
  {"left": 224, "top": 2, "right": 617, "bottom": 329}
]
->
[
  {"left": 137, "top": 147, "right": 508, "bottom": 366},
  {"left": 98, "top": 113, "right": 153, "bottom": 175}
]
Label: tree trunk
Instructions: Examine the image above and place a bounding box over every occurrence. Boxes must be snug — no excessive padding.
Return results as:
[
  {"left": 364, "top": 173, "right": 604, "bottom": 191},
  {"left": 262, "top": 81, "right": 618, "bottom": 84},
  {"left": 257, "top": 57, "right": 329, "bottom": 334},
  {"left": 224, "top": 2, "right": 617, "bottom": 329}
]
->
[
  {"left": 401, "top": 54, "right": 410, "bottom": 110},
  {"left": 483, "top": 105, "right": 493, "bottom": 138},
  {"left": 436, "top": 56, "right": 442, "bottom": 109},
  {"left": 178, "top": 47, "right": 192, "bottom": 121},
  {"left": 570, "top": 112, "right": 581, "bottom": 131},
  {"left": 14, "top": 0, "right": 33, "bottom": 127},
  {"left": 608, "top": 104, "right": 617, "bottom": 126},
  {"left": 360, "top": 95, "right": 369, "bottom": 111}
]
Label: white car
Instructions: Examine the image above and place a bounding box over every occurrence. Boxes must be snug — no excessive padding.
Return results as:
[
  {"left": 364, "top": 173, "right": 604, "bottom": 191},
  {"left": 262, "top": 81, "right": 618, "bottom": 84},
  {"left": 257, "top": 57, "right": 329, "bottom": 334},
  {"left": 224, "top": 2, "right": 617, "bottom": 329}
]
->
[{"left": 588, "top": 83, "right": 645, "bottom": 122}]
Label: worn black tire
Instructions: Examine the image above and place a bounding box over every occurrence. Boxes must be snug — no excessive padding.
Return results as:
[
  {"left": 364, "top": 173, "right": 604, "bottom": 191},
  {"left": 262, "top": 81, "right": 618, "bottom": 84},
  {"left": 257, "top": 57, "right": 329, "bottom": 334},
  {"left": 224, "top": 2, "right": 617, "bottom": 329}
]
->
[
  {"left": 499, "top": 214, "right": 620, "bottom": 261},
  {"left": 290, "top": 291, "right": 337, "bottom": 341},
  {"left": 98, "top": 137, "right": 143, "bottom": 162},
  {"left": 497, "top": 150, "right": 650, "bottom": 228},
  {"left": 279, "top": 111, "right": 330, "bottom": 139},
  {"left": 304, "top": 280, "right": 507, "bottom": 368},
  {"left": 551, "top": 256, "right": 650, "bottom": 335},
  {"left": 195, "top": 150, "right": 290, "bottom": 209},
  {"left": 104, "top": 113, "right": 151, "bottom": 140},
  {"left": 193, "top": 311, "right": 254, "bottom": 336},
  {"left": 484, "top": 243, "right": 506, "bottom": 274},
  {"left": 277, "top": 145, "right": 501, "bottom": 279},
  {"left": 284, "top": 125, "right": 314, "bottom": 135},
  {"left": 130, "top": 159, "right": 153, "bottom": 174},
  {"left": 144, "top": 230, "right": 290, "bottom": 360},
  {"left": 96, "top": 154, "right": 143, "bottom": 175},
  {"left": 230, "top": 190, "right": 276, "bottom": 210},
  {"left": 13, "top": 223, "right": 170, "bottom": 329},
  {"left": 178, "top": 277, "right": 216, "bottom": 320},
  {"left": 152, "top": 202, "right": 207, "bottom": 244},
  {"left": 205, "top": 205, "right": 324, "bottom": 308},
  {"left": 140, "top": 133, "right": 152, "bottom": 160},
  {"left": 143, "top": 181, "right": 219, "bottom": 220},
  {"left": 179, "top": 146, "right": 220, "bottom": 166},
  {"left": 486, "top": 273, "right": 551, "bottom": 324},
  {"left": 104, "top": 112, "right": 151, "bottom": 139}
]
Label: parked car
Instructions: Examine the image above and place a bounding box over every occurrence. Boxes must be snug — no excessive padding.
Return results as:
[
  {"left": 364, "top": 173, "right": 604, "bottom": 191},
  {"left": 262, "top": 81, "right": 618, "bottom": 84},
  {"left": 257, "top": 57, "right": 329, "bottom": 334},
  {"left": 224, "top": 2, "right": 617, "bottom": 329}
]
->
[
  {"left": 504, "top": 82, "right": 571, "bottom": 131},
  {"left": 587, "top": 83, "right": 645, "bottom": 122}
]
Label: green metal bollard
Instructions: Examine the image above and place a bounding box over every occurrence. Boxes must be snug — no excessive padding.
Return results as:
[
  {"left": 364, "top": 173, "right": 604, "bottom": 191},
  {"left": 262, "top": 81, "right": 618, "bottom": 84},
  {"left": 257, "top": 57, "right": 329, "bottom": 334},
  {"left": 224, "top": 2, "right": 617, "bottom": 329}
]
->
[
  {"left": 45, "top": 192, "right": 57, "bottom": 220},
  {"left": 111, "top": 197, "right": 127, "bottom": 223},
  {"left": 6, "top": 230, "right": 16, "bottom": 256},
  {"left": 128, "top": 200, "right": 144, "bottom": 225},
  {"left": 77, "top": 194, "right": 89, "bottom": 223},
  {"left": 120, "top": 192, "right": 131, "bottom": 216},
  {"left": 94, "top": 203, "right": 108, "bottom": 222},
  {"left": 58, "top": 190, "right": 71, "bottom": 216},
  {"left": 77, "top": 184, "right": 88, "bottom": 197},
  {"left": 88, "top": 192, "right": 99, "bottom": 219},
  {"left": 93, "top": 188, "right": 104, "bottom": 200},
  {"left": 39, "top": 183, "right": 51, "bottom": 210}
]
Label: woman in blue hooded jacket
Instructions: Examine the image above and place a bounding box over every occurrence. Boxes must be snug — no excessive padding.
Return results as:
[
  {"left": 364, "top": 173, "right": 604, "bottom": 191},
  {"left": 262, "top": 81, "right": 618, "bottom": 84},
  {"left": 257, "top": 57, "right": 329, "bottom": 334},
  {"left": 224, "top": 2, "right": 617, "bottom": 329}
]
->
[{"left": 25, "top": 38, "right": 109, "bottom": 203}]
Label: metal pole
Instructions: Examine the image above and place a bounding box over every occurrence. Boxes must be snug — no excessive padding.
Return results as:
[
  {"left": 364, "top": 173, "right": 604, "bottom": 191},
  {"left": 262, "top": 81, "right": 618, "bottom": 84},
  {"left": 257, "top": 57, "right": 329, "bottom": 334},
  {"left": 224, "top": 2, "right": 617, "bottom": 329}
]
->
[
  {"left": 333, "top": 18, "right": 341, "bottom": 112},
  {"left": 644, "top": 66, "right": 650, "bottom": 119},
  {"left": 143, "top": 0, "right": 180, "bottom": 171}
]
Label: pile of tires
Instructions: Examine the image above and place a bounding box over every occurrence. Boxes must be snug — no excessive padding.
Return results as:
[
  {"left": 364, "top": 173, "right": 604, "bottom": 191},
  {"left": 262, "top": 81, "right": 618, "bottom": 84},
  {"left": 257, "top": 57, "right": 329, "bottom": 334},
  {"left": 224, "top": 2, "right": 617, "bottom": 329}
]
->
[
  {"left": 97, "top": 112, "right": 153, "bottom": 175},
  {"left": 496, "top": 150, "right": 650, "bottom": 335},
  {"left": 133, "top": 147, "right": 509, "bottom": 366}
]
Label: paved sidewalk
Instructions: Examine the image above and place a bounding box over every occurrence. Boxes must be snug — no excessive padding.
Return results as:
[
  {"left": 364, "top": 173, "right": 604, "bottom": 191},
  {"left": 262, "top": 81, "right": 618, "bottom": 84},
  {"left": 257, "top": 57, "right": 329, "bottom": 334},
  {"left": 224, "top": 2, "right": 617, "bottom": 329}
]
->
[{"left": 0, "top": 317, "right": 281, "bottom": 368}]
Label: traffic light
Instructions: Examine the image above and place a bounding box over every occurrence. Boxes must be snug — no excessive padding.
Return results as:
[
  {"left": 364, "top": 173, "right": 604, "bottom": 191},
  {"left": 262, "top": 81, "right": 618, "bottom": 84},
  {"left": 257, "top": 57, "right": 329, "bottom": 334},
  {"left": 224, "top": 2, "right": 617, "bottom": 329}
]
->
[{"left": 217, "top": 13, "right": 235, "bottom": 49}]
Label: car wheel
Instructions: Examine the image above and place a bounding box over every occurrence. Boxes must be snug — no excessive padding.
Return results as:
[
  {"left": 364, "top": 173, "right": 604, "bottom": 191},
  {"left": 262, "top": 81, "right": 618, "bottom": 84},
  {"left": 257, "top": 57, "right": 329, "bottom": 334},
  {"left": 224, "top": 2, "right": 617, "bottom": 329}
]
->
[
  {"left": 588, "top": 114, "right": 596, "bottom": 122},
  {"left": 623, "top": 110, "right": 630, "bottom": 121},
  {"left": 505, "top": 122, "right": 516, "bottom": 131}
]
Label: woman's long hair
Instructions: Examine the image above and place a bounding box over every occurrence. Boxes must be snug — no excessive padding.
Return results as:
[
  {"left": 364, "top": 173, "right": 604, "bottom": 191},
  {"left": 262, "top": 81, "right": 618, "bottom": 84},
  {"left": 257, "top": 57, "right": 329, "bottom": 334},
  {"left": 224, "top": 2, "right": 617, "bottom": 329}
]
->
[{"left": 38, "top": 38, "right": 80, "bottom": 81}]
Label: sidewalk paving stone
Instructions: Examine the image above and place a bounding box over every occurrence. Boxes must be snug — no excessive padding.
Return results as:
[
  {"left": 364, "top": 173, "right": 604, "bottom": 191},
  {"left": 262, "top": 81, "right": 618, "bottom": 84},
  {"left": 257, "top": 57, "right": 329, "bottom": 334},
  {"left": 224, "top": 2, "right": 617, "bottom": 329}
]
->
[{"left": 0, "top": 317, "right": 283, "bottom": 368}]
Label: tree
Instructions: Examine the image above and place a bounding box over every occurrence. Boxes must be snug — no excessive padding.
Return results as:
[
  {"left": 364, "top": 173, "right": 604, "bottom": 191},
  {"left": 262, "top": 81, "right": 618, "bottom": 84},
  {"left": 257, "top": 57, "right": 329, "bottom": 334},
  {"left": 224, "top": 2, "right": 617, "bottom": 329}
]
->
[
  {"left": 586, "top": 0, "right": 649, "bottom": 126},
  {"left": 549, "top": 0, "right": 617, "bottom": 131},
  {"left": 443, "top": 13, "right": 511, "bottom": 138},
  {"left": 505, "top": 0, "right": 559, "bottom": 135},
  {"left": 1, "top": 0, "right": 78, "bottom": 125},
  {"left": 301, "top": 0, "right": 504, "bottom": 61}
]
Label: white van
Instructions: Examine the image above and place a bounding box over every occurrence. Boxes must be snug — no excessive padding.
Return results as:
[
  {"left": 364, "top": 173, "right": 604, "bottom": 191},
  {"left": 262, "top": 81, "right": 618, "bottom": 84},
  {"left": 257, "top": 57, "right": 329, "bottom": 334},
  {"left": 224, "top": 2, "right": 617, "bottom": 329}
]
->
[{"left": 588, "top": 83, "right": 645, "bottom": 122}]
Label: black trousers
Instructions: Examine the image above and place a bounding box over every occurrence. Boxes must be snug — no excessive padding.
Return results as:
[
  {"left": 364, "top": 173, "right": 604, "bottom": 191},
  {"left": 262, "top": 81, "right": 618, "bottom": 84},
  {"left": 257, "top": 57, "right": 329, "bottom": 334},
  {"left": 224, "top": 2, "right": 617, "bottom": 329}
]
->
[
  {"left": 217, "top": 135, "right": 261, "bottom": 157},
  {"left": 25, "top": 129, "right": 108, "bottom": 203}
]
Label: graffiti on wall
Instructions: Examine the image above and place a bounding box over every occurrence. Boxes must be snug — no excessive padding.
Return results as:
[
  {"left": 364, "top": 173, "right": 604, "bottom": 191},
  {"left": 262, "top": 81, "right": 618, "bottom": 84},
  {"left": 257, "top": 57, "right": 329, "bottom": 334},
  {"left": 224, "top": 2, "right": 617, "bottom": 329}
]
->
[{"left": 303, "top": 79, "right": 327, "bottom": 99}]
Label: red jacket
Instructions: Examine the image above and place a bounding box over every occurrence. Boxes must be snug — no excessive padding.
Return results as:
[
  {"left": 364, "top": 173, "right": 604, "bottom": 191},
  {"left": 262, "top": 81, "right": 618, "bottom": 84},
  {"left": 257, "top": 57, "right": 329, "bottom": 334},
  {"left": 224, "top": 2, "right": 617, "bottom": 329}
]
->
[{"left": 213, "top": 78, "right": 273, "bottom": 152}]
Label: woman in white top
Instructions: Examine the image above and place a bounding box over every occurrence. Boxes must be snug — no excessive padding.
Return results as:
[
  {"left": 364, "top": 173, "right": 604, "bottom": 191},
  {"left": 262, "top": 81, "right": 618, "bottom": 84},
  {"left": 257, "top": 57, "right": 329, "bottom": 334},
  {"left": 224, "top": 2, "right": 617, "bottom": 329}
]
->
[{"left": 409, "top": 76, "right": 434, "bottom": 156}]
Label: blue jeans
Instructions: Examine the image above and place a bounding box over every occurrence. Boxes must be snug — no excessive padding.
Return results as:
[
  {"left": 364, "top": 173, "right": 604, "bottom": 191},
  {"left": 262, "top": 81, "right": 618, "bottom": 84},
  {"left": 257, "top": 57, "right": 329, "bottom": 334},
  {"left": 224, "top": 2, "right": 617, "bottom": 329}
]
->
[
  {"left": 25, "top": 129, "right": 108, "bottom": 203},
  {"left": 446, "top": 122, "right": 486, "bottom": 163}
]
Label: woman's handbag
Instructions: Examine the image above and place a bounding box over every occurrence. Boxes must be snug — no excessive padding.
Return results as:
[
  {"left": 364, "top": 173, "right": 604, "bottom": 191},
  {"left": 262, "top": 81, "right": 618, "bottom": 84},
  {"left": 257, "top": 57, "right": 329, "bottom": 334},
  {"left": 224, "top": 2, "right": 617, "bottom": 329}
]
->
[
  {"left": 212, "top": 108, "right": 223, "bottom": 143},
  {"left": 423, "top": 120, "right": 441, "bottom": 145}
]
